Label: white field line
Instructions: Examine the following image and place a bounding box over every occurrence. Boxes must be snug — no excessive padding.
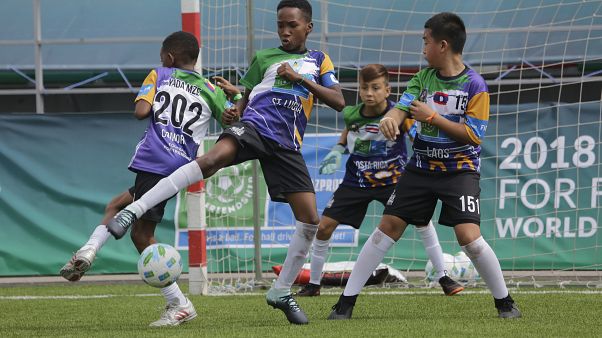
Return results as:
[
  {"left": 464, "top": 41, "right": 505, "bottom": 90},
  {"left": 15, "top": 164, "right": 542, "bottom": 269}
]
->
[{"left": 2, "top": 289, "right": 602, "bottom": 300}]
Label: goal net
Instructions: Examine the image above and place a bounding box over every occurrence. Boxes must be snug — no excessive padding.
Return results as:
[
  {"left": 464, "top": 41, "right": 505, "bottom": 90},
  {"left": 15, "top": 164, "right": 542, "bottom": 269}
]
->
[{"left": 177, "top": 0, "right": 602, "bottom": 292}]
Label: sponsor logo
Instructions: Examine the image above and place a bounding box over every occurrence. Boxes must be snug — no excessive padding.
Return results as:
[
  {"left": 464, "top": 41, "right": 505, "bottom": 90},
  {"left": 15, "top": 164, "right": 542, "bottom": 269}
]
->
[
  {"left": 138, "top": 84, "right": 154, "bottom": 96},
  {"left": 230, "top": 126, "right": 245, "bottom": 136},
  {"left": 386, "top": 190, "right": 396, "bottom": 205},
  {"left": 205, "top": 162, "right": 254, "bottom": 216}
]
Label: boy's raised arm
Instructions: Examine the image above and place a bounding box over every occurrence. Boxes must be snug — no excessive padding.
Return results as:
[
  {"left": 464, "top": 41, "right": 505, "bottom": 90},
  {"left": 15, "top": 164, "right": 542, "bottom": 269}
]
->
[
  {"left": 379, "top": 107, "right": 408, "bottom": 141},
  {"left": 276, "top": 62, "right": 345, "bottom": 111}
]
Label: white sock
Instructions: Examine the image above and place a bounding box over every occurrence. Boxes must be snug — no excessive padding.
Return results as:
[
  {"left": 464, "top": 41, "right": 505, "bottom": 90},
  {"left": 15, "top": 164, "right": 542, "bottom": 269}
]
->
[
  {"left": 273, "top": 221, "right": 318, "bottom": 290},
  {"left": 309, "top": 238, "right": 330, "bottom": 285},
  {"left": 461, "top": 236, "right": 508, "bottom": 299},
  {"left": 80, "top": 225, "right": 111, "bottom": 252},
  {"left": 343, "top": 229, "right": 395, "bottom": 296},
  {"left": 127, "top": 161, "right": 203, "bottom": 217},
  {"left": 416, "top": 221, "right": 445, "bottom": 280},
  {"left": 160, "top": 282, "right": 187, "bottom": 305}
]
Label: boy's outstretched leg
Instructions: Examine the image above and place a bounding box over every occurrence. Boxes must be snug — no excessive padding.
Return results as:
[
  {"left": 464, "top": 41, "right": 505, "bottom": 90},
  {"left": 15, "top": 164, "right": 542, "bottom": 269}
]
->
[
  {"left": 60, "top": 190, "right": 132, "bottom": 281},
  {"left": 107, "top": 161, "right": 203, "bottom": 238},
  {"left": 457, "top": 224, "right": 521, "bottom": 319},
  {"left": 266, "top": 220, "right": 317, "bottom": 325},
  {"left": 108, "top": 137, "right": 238, "bottom": 239}
]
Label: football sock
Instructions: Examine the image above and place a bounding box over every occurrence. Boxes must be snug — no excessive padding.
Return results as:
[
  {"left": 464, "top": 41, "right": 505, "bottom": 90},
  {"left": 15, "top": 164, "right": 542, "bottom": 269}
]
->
[
  {"left": 273, "top": 221, "right": 318, "bottom": 290},
  {"left": 416, "top": 221, "right": 446, "bottom": 280},
  {"left": 161, "top": 282, "right": 187, "bottom": 306},
  {"left": 81, "top": 225, "right": 111, "bottom": 252},
  {"left": 461, "top": 236, "right": 508, "bottom": 299},
  {"left": 343, "top": 228, "right": 395, "bottom": 296},
  {"left": 127, "top": 161, "right": 203, "bottom": 218},
  {"left": 309, "top": 238, "right": 330, "bottom": 285}
]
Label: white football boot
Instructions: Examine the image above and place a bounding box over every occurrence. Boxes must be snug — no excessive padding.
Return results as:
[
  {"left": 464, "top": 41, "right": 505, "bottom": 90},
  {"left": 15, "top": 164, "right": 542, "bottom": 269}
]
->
[
  {"left": 59, "top": 247, "right": 97, "bottom": 282},
  {"left": 149, "top": 298, "right": 197, "bottom": 327}
]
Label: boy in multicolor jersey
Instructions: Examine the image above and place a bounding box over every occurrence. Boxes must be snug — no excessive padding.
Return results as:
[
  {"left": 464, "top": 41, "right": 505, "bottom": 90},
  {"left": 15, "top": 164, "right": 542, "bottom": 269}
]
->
[
  {"left": 296, "top": 64, "right": 463, "bottom": 297},
  {"left": 328, "top": 12, "right": 521, "bottom": 320},
  {"left": 107, "top": 0, "right": 345, "bottom": 325},
  {"left": 60, "top": 31, "right": 239, "bottom": 327}
]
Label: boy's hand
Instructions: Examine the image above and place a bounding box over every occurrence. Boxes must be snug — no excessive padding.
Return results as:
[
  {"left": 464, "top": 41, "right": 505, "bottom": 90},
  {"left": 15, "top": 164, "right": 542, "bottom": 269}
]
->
[
  {"left": 221, "top": 107, "right": 240, "bottom": 125},
  {"left": 409, "top": 101, "right": 437, "bottom": 123},
  {"left": 379, "top": 116, "right": 400, "bottom": 141},
  {"left": 277, "top": 63, "right": 303, "bottom": 84},
  {"left": 213, "top": 76, "right": 241, "bottom": 100}
]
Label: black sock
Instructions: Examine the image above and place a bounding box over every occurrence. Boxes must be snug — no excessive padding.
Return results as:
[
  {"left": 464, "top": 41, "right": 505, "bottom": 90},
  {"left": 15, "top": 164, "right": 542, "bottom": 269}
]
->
[{"left": 340, "top": 294, "right": 358, "bottom": 306}]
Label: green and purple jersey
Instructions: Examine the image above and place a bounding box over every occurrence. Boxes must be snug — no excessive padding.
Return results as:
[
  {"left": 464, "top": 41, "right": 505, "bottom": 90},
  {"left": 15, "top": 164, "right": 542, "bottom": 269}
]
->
[
  {"left": 130, "top": 67, "right": 229, "bottom": 176},
  {"left": 342, "top": 100, "right": 409, "bottom": 188},
  {"left": 395, "top": 66, "right": 489, "bottom": 173},
  {"left": 239, "top": 47, "right": 339, "bottom": 151}
]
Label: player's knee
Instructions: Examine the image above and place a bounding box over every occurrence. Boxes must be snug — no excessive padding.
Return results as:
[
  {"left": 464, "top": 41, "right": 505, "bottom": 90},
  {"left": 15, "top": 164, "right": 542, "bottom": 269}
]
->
[
  {"left": 378, "top": 223, "right": 402, "bottom": 241},
  {"left": 317, "top": 222, "right": 336, "bottom": 238},
  {"left": 462, "top": 236, "right": 486, "bottom": 260},
  {"left": 296, "top": 221, "right": 318, "bottom": 241}
]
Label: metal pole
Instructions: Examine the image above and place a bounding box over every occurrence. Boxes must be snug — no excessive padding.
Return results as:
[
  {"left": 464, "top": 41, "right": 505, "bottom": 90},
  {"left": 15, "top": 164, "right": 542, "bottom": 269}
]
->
[
  {"left": 181, "top": 0, "right": 208, "bottom": 296},
  {"left": 33, "top": 0, "right": 44, "bottom": 114},
  {"left": 320, "top": 1, "right": 328, "bottom": 53},
  {"left": 246, "top": 0, "right": 263, "bottom": 283}
]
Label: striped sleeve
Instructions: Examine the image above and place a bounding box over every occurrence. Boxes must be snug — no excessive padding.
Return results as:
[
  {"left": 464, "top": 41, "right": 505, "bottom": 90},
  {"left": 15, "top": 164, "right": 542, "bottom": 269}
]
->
[{"left": 464, "top": 91, "right": 490, "bottom": 145}]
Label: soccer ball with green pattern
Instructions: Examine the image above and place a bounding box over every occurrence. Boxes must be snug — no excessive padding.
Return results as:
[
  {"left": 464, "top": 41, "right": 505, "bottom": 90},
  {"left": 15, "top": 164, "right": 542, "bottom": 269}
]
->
[
  {"left": 425, "top": 253, "right": 456, "bottom": 281},
  {"left": 137, "top": 243, "right": 182, "bottom": 288}
]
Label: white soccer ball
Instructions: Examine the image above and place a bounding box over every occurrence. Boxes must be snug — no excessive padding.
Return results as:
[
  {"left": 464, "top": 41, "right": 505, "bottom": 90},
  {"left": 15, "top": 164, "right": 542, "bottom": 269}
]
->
[
  {"left": 452, "top": 251, "right": 480, "bottom": 282},
  {"left": 425, "top": 253, "right": 456, "bottom": 281},
  {"left": 137, "top": 243, "right": 183, "bottom": 288}
]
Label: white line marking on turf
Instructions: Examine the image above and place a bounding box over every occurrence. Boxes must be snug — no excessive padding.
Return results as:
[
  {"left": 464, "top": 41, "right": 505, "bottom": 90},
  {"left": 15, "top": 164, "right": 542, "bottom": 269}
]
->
[
  {"left": 0, "top": 294, "right": 159, "bottom": 300},
  {"left": 2, "top": 289, "right": 602, "bottom": 300}
]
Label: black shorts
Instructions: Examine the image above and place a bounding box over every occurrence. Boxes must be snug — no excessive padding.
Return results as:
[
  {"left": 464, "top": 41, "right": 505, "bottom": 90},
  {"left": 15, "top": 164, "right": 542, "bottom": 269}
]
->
[
  {"left": 219, "top": 121, "right": 314, "bottom": 202},
  {"left": 129, "top": 171, "right": 171, "bottom": 223},
  {"left": 323, "top": 185, "right": 395, "bottom": 229},
  {"left": 383, "top": 168, "right": 481, "bottom": 227}
]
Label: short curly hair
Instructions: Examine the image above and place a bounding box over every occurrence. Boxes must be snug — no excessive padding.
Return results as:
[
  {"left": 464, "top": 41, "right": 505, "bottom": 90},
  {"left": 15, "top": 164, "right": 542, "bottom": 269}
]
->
[{"left": 162, "top": 31, "right": 200, "bottom": 64}]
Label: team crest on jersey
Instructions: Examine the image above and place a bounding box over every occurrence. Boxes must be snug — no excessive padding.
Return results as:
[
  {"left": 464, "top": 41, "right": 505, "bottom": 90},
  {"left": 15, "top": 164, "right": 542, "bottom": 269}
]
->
[
  {"left": 289, "top": 60, "right": 303, "bottom": 73},
  {"left": 433, "top": 92, "right": 449, "bottom": 105},
  {"left": 421, "top": 123, "right": 438, "bottom": 137}
]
